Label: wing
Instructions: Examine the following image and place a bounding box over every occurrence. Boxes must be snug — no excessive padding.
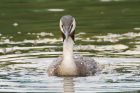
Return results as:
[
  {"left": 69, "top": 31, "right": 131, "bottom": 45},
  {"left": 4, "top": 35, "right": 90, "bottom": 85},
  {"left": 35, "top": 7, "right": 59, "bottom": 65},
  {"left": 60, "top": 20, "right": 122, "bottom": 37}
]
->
[
  {"left": 74, "top": 55, "right": 100, "bottom": 76},
  {"left": 47, "top": 57, "right": 62, "bottom": 76}
]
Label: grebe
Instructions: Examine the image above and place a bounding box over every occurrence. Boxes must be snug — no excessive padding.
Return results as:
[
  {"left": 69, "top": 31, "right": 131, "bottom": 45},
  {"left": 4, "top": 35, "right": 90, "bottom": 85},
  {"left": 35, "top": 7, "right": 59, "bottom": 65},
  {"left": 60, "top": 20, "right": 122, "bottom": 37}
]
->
[{"left": 48, "top": 15, "right": 99, "bottom": 76}]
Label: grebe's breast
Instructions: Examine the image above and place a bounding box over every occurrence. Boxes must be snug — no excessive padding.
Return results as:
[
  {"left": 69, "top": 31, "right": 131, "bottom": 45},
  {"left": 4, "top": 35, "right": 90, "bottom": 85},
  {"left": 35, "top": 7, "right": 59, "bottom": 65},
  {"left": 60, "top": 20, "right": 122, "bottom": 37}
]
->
[{"left": 47, "top": 55, "right": 101, "bottom": 76}]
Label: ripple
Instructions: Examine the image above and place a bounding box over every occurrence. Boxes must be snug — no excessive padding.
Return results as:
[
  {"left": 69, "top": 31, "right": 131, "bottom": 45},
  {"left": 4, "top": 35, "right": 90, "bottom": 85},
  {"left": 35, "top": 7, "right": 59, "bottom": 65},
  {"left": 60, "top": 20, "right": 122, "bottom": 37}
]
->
[{"left": 0, "top": 56, "right": 140, "bottom": 92}]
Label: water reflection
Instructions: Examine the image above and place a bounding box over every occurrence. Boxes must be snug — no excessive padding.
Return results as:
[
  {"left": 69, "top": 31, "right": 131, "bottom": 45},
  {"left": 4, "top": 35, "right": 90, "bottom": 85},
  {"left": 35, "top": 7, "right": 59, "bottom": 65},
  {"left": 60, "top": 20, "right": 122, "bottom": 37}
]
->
[
  {"left": 0, "top": 54, "right": 140, "bottom": 92},
  {"left": 63, "top": 77, "right": 74, "bottom": 93},
  {"left": 0, "top": 31, "right": 140, "bottom": 58}
]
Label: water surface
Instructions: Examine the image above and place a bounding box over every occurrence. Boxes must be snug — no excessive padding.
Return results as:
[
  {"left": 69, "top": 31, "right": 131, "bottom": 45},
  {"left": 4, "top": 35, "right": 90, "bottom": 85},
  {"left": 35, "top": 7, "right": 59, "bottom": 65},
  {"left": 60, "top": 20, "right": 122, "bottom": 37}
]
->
[{"left": 0, "top": 0, "right": 140, "bottom": 92}]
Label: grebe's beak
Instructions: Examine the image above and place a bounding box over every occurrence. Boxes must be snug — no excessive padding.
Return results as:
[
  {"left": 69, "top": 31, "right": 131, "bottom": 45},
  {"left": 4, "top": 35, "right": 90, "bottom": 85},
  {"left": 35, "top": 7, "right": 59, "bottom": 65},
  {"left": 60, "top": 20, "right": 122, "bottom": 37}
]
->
[
  {"left": 63, "top": 26, "right": 70, "bottom": 40},
  {"left": 65, "top": 31, "right": 69, "bottom": 40}
]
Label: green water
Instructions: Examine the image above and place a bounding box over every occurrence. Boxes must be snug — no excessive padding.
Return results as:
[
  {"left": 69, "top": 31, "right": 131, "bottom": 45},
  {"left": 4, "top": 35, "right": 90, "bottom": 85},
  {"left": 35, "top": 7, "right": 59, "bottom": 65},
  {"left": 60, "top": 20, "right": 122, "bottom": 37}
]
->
[
  {"left": 0, "top": 0, "right": 140, "bottom": 56},
  {"left": 0, "top": 0, "right": 140, "bottom": 36},
  {"left": 0, "top": 0, "right": 140, "bottom": 92}
]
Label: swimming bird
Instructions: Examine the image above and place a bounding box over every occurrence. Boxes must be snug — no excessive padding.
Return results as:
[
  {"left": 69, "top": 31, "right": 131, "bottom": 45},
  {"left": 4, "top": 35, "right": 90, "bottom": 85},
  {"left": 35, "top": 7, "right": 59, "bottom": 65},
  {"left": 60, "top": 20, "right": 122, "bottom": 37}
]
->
[{"left": 47, "top": 15, "right": 99, "bottom": 76}]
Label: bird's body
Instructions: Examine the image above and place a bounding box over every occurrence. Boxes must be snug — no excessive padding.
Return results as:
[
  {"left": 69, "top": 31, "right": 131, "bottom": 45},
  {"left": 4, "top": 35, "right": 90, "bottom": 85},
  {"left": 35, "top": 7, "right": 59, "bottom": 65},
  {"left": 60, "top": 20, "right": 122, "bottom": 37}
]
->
[
  {"left": 47, "top": 15, "right": 100, "bottom": 76},
  {"left": 48, "top": 55, "right": 99, "bottom": 76}
]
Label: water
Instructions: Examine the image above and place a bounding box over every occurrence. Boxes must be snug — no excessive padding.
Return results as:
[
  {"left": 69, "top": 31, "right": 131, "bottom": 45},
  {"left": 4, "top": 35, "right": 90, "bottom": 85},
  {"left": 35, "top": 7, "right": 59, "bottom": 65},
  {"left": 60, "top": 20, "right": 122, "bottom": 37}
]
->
[{"left": 0, "top": 0, "right": 140, "bottom": 92}]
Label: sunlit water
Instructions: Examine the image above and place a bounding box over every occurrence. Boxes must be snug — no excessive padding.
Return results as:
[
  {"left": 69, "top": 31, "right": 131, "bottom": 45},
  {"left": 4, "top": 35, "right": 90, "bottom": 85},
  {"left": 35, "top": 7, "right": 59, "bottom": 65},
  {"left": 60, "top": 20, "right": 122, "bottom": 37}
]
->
[
  {"left": 0, "top": 0, "right": 140, "bottom": 92},
  {"left": 0, "top": 37, "right": 140, "bottom": 92},
  {"left": 0, "top": 55, "right": 140, "bottom": 92}
]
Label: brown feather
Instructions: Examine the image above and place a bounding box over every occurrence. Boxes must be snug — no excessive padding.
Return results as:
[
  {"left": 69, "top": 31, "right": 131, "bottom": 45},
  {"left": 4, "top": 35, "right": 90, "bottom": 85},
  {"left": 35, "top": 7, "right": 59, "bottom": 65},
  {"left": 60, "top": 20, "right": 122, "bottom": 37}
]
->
[{"left": 61, "top": 32, "right": 65, "bottom": 42}]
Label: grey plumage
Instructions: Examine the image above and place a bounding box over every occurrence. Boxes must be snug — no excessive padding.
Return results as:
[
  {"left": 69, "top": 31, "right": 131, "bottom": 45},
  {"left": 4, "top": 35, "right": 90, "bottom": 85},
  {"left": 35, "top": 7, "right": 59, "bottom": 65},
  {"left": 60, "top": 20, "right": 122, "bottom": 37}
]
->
[
  {"left": 60, "top": 15, "right": 73, "bottom": 26},
  {"left": 60, "top": 15, "right": 75, "bottom": 41}
]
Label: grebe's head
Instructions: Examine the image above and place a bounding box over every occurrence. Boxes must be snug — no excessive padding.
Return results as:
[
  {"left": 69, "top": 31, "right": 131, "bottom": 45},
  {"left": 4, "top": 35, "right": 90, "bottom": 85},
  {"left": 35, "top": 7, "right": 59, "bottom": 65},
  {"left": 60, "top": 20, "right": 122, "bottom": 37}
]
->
[{"left": 59, "top": 15, "right": 76, "bottom": 42}]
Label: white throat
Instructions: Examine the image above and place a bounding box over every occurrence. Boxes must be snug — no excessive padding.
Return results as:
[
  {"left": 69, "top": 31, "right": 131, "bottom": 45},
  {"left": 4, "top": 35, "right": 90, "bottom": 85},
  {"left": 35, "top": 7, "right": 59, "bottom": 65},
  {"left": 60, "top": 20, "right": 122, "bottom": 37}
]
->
[
  {"left": 59, "top": 37, "right": 77, "bottom": 75},
  {"left": 63, "top": 37, "right": 74, "bottom": 63}
]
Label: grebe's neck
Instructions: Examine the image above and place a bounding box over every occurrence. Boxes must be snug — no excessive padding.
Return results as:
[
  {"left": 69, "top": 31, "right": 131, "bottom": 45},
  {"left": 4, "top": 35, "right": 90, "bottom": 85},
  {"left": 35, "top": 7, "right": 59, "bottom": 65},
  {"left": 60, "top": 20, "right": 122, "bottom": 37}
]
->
[
  {"left": 63, "top": 37, "right": 74, "bottom": 64},
  {"left": 59, "top": 37, "right": 77, "bottom": 76}
]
